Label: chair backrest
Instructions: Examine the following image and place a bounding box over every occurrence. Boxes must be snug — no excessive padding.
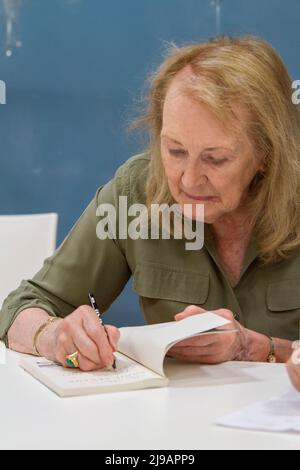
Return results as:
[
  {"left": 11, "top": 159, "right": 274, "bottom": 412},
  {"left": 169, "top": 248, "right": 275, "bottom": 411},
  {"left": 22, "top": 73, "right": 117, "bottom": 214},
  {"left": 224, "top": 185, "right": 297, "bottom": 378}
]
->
[{"left": 0, "top": 213, "right": 58, "bottom": 308}]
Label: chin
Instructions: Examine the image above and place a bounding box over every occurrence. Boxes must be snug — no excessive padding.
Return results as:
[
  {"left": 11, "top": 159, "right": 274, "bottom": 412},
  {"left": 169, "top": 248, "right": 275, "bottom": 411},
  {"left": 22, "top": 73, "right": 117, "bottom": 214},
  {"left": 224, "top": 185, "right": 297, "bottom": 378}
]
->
[
  {"left": 183, "top": 209, "right": 219, "bottom": 224},
  {"left": 203, "top": 217, "right": 218, "bottom": 224}
]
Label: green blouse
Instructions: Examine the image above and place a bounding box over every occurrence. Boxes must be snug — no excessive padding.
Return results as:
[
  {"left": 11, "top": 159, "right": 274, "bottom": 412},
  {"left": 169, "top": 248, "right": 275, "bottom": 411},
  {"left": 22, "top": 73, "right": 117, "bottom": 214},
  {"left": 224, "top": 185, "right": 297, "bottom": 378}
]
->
[{"left": 1, "top": 153, "right": 300, "bottom": 346}]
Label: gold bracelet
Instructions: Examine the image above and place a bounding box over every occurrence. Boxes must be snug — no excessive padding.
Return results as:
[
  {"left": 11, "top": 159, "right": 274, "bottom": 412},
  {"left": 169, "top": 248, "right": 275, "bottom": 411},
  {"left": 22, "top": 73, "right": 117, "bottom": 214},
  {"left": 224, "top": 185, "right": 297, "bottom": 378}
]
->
[
  {"left": 267, "top": 336, "right": 277, "bottom": 363},
  {"left": 33, "top": 317, "right": 59, "bottom": 356}
]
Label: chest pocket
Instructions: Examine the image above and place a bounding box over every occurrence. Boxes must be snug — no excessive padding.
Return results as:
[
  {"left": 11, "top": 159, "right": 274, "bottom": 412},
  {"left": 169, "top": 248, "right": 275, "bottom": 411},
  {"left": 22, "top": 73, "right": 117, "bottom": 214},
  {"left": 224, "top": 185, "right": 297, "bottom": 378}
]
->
[
  {"left": 267, "top": 278, "right": 300, "bottom": 312},
  {"left": 267, "top": 278, "right": 300, "bottom": 340},
  {"left": 133, "top": 263, "right": 209, "bottom": 305}
]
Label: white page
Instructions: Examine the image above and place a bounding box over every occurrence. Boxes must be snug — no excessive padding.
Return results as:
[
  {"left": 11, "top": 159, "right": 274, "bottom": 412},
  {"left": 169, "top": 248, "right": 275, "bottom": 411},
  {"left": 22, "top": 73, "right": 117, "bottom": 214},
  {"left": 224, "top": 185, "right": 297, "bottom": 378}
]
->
[
  {"left": 118, "top": 312, "right": 231, "bottom": 376},
  {"left": 217, "top": 388, "right": 300, "bottom": 433},
  {"left": 20, "top": 352, "right": 168, "bottom": 397}
]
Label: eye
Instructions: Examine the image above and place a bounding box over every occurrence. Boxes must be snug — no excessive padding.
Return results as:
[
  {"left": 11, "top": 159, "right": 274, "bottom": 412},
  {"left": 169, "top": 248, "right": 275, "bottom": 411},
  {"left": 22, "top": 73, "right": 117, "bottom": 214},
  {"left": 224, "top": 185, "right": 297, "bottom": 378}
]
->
[
  {"left": 204, "top": 156, "right": 228, "bottom": 166},
  {"left": 168, "top": 149, "right": 187, "bottom": 157}
]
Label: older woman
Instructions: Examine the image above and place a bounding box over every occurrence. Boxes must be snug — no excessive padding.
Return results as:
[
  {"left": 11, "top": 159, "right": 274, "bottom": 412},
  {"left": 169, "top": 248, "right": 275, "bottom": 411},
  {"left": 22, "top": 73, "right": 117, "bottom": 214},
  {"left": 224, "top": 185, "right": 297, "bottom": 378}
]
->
[{"left": 1, "top": 35, "right": 300, "bottom": 371}]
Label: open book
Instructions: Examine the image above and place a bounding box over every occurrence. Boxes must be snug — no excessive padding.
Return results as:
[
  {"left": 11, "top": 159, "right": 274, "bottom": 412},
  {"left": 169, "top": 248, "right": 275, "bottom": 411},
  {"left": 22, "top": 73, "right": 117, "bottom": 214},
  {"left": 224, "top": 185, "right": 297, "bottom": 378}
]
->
[{"left": 20, "top": 312, "right": 232, "bottom": 397}]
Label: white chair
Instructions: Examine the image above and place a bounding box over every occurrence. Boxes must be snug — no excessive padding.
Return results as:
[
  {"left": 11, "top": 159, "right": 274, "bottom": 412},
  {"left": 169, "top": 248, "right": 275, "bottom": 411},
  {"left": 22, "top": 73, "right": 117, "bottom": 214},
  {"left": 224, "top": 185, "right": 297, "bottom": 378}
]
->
[{"left": 0, "top": 213, "right": 58, "bottom": 308}]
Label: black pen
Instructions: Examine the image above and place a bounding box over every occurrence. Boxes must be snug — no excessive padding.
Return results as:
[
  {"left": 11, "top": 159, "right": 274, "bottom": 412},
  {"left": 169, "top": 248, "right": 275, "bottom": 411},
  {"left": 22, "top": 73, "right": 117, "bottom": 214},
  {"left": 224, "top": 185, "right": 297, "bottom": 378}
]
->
[{"left": 88, "top": 292, "right": 117, "bottom": 370}]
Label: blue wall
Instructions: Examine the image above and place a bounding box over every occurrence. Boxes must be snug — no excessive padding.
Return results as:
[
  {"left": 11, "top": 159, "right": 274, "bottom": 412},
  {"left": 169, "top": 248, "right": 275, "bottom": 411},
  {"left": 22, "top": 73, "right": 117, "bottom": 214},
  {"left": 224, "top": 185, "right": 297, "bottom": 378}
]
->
[{"left": 0, "top": 0, "right": 299, "bottom": 326}]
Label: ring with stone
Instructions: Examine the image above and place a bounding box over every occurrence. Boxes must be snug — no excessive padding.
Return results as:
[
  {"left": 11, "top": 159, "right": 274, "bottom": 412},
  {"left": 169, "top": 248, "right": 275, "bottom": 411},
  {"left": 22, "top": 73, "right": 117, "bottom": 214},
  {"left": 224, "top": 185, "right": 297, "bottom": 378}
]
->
[{"left": 66, "top": 351, "right": 79, "bottom": 368}]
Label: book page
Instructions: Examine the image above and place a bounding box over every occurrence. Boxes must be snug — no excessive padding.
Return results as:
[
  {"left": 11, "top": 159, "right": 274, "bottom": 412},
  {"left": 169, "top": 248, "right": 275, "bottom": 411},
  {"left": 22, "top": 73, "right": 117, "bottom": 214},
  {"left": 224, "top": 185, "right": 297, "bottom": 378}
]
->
[
  {"left": 217, "top": 388, "right": 300, "bottom": 433},
  {"left": 118, "top": 312, "right": 231, "bottom": 376},
  {"left": 20, "top": 352, "right": 168, "bottom": 397}
]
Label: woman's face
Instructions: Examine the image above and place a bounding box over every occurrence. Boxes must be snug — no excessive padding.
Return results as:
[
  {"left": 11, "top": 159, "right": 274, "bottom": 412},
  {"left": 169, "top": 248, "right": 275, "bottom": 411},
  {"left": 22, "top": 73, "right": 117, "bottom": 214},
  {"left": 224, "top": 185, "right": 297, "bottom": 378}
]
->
[{"left": 160, "top": 77, "right": 264, "bottom": 224}]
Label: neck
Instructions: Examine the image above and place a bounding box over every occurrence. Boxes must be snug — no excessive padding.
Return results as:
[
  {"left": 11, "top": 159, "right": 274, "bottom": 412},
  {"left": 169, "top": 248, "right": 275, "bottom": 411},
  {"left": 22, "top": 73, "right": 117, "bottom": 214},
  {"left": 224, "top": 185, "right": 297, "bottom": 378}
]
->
[{"left": 210, "top": 210, "right": 253, "bottom": 244}]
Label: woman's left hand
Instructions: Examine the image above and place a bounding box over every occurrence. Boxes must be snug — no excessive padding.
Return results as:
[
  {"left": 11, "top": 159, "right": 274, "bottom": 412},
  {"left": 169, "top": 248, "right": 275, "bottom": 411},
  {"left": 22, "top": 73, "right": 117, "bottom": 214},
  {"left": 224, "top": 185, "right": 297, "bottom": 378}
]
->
[{"left": 167, "top": 305, "right": 249, "bottom": 364}]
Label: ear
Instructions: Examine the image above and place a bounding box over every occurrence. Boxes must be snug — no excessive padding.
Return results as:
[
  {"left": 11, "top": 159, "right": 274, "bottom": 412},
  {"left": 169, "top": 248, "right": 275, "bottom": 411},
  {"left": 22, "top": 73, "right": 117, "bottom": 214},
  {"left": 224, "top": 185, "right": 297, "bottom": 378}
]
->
[{"left": 256, "top": 150, "right": 267, "bottom": 174}]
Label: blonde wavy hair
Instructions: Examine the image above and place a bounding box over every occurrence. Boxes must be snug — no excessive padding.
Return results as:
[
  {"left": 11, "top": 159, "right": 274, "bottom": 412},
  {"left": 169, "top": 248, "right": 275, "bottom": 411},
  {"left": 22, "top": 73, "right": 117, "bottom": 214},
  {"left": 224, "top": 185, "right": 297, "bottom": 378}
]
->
[{"left": 131, "top": 35, "right": 300, "bottom": 264}]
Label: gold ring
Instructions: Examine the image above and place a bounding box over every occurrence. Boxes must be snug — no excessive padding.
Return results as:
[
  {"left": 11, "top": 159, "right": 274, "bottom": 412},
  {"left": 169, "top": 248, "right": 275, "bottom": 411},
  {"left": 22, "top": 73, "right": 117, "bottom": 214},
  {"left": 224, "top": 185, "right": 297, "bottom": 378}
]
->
[{"left": 66, "top": 351, "right": 79, "bottom": 368}]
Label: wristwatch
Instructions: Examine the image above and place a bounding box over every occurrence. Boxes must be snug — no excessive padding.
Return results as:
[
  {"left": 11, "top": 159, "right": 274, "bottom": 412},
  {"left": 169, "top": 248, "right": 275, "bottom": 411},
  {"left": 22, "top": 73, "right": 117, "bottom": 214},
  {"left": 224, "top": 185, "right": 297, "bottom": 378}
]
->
[{"left": 267, "top": 336, "right": 276, "bottom": 363}]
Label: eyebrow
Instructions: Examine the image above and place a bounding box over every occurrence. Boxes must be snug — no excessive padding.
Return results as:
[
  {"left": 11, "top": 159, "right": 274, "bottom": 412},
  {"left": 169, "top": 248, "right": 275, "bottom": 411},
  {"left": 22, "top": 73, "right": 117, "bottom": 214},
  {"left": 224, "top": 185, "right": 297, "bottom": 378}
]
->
[
  {"left": 161, "top": 135, "right": 184, "bottom": 145},
  {"left": 160, "top": 134, "right": 237, "bottom": 152}
]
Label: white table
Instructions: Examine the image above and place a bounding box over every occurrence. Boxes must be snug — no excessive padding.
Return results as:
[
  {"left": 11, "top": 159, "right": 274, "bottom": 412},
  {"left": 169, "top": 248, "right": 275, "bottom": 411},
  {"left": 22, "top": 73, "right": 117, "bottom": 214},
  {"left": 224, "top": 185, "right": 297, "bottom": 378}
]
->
[{"left": 0, "top": 344, "right": 299, "bottom": 450}]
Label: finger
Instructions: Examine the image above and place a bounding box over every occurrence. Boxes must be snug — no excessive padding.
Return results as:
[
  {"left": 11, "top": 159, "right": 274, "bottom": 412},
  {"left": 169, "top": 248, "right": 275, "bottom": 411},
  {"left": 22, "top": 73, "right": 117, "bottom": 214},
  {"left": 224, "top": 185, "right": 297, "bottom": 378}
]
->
[
  {"left": 288, "top": 362, "right": 300, "bottom": 392},
  {"left": 175, "top": 305, "right": 207, "bottom": 320},
  {"left": 55, "top": 340, "right": 69, "bottom": 367},
  {"left": 56, "top": 307, "right": 101, "bottom": 364},
  {"left": 167, "top": 349, "right": 205, "bottom": 362},
  {"left": 291, "top": 349, "right": 300, "bottom": 365},
  {"left": 170, "top": 334, "right": 218, "bottom": 349},
  {"left": 104, "top": 325, "right": 120, "bottom": 351},
  {"left": 54, "top": 331, "right": 77, "bottom": 367},
  {"left": 169, "top": 343, "right": 223, "bottom": 357},
  {"left": 76, "top": 352, "right": 103, "bottom": 372},
  {"left": 60, "top": 333, "right": 77, "bottom": 357},
  {"left": 168, "top": 350, "right": 224, "bottom": 365},
  {"left": 62, "top": 337, "right": 100, "bottom": 371},
  {"left": 82, "top": 314, "right": 115, "bottom": 367},
  {"left": 214, "top": 308, "right": 235, "bottom": 322},
  {"left": 72, "top": 326, "right": 103, "bottom": 365},
  {"left": 55, "top": 334, "right": 99, "bottom": 371}
]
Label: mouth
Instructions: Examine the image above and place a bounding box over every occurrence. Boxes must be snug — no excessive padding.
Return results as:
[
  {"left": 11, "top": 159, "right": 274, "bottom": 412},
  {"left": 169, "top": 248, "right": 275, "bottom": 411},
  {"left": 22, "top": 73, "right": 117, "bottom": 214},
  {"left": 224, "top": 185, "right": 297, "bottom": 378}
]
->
[{"left": 182, "top": 191, "right": 218, "bottom": 202}]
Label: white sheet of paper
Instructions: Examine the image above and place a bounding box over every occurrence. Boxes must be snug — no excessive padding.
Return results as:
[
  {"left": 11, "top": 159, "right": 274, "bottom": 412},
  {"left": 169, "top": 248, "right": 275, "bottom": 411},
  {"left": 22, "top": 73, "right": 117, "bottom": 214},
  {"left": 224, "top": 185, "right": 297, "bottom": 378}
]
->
[
  {"left": 119, "top": 312, "right": 231, "bottom": 376},
  {"left": 217, "top": 388, "right": 300, "bottom": 433},
  {"left": 20, "top": 352, "right": 168, "bottom": 396}
]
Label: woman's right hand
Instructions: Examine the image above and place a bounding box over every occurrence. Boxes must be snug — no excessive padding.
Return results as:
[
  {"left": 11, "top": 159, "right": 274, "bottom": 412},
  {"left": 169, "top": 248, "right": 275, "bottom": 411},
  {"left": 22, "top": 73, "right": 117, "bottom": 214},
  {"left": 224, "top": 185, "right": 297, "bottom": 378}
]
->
[{"left": 37, "top": 306, "right": 120, "bottom": 371}]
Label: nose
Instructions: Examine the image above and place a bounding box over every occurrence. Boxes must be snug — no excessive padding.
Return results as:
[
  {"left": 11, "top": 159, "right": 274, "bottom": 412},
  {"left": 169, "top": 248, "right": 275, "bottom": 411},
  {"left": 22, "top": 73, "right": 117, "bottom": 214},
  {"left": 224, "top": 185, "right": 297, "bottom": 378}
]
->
[{"left": 181, "top": 160, "right": 208, "bottom": 189}]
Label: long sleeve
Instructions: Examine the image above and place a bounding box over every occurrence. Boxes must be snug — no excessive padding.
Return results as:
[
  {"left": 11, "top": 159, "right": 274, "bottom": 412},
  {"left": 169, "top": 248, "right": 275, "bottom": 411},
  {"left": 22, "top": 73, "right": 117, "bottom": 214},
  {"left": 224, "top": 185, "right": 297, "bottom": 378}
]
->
[{"left": 0, "top": 160, "right": 135, "bottom": 346}]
